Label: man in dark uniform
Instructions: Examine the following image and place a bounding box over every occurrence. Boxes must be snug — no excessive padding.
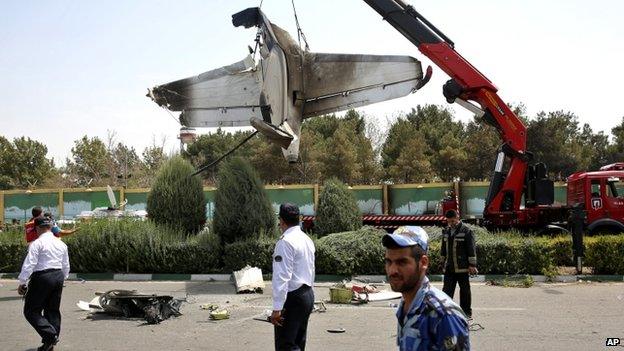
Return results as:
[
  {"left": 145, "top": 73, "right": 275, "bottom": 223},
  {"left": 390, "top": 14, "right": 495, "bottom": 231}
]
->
[
  {"left": 18, "top": 217, "right": 70, "bottom": 351},
  {"left": 441, "top": 209, "right": 477, "bottom": 319},
  {"left": 270, "top": 203, "right": 315, "bottom": 351}
]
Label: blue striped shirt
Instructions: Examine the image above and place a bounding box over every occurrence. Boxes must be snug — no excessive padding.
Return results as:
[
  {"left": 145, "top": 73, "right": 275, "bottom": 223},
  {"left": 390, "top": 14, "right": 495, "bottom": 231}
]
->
[{"left": 396, "top": 277, "right": 470, "bottom": 350}]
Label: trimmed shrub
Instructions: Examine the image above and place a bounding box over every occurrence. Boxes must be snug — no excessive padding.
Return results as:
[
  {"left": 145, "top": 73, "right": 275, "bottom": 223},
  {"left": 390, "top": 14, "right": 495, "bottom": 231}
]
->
[
  {"left": 585, "top": 236, "right": 624, "bottom": 274},
  {"left": 212, "top": 157, "right": 275, "bottom": 244},
  {"left": 316, "top": 226, "right": 386, "bottom": 275},
  {"left": 222, "top": 236, "right": 277, "bottom": 272},
  {"left": 1, "top": 221, "right": 622, "bottom": 276},
  {"left": 0, "top": 242, "right": 26, "bottom": 272},
  {"left": 63, "top": 219, "right": 221, "bottom": 273},
  {"left": 315, "top": 178, "right": 362, "bottom": 236},
  {"left": 549, "top": 236, "right": 574, "bottom": 266},
  {"left": 147, "top": 156, "right": 206, "bottom": 235}
]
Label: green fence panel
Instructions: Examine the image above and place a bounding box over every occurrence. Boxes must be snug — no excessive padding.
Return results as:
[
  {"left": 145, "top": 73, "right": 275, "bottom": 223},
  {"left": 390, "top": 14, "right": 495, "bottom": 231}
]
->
[
  {"left": 266, "top": 188, "right": 315, "bottom": 216},
  {"left": 63, "top": 191, "right": 120, "bottom": 219},
  {"left": 350, "top": 188, "right": 383, "bottom": 215},
  {"left": 125, "top": 192, "right": 148, "bottom": 212},
  {"left": 460, "top": 183, "right": 488, "bottom": 218},
  {"left": 389, "top": 185, "right": 449, "bottom": 215},
  {"left": 4, "top": 192, "right": 59, "bottom": 222},
  {"left": 554, "top": 185, "right": 567, "bottom": 205},
  {"left": 204, "top": 190, "right": 215, "bottom": 219}
]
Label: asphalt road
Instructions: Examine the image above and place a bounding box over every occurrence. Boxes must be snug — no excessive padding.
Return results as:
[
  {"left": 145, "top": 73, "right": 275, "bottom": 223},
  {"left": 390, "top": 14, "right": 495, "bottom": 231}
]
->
[{"left": 0, "top": 279, "right": 622, "bottom": 350}]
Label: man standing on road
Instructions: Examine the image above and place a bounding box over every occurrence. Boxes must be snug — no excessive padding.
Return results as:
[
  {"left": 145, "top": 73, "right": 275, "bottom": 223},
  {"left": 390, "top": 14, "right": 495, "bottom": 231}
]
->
[
  {"left": 383, "top": 226, "right": 470, "bottom": 351},
  {"left": 18, "top": 217, "right": 70, "bottom": 351},
  {"left": 270, "top": 203, "right": 315, "bottom": 351},
  {"left": 441, "top": 209, "right": 477, "bottom": 319}
]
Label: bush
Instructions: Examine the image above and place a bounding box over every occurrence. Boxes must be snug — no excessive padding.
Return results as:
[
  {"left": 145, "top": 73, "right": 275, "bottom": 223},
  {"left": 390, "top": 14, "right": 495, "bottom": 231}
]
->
[
  {"left": 315, "top": 178, "right": 362, "bottom": 236},
  {"left": 316, "top": 227, "right": 386, "bottom": 275},
  {"left": 63, "top": 219, "right": 221, "bottom": 273},
  {"left": 549, "top": 236, "right": 574, "bottom": 266},
  {"left": 222, "top": 235, "right": 277, "bottom": 272},
  {"left": 1, "top": 221, "right": 623, "bottom": 276},
  {"left": 585, "top": 236, "right": 624, "bottom": 274},
  {"left": 147, "top": 156, "right": 206, "bottom": 235},
  {"left": 212, "top": 157, "right": 275, "bottom": 244}
]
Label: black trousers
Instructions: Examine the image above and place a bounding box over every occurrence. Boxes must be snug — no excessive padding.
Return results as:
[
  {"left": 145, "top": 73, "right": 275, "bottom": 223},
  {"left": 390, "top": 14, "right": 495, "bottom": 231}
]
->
[
  {"left": 274, "top": 284, "right": 314, "bottom": 351},
  {"left": 24, "top": 269, "right": 64, "bottom": 343},
  {"left": 442, "top": 272, "right": 472, "bottom": 317}
]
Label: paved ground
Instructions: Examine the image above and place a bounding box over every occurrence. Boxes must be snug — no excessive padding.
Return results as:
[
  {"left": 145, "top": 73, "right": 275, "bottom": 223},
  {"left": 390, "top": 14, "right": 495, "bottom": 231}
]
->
[{"left": 0, "top": 279, "right": 623, "bottom": 350}]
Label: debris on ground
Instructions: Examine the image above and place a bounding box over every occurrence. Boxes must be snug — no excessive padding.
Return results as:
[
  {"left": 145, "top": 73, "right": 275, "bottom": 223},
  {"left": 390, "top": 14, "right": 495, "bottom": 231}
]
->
[
  {"left": 313, "top": 301, "right": 327, "bottom": 313},
  {"left": 200, "top": 303, "right": 219, "bottom": 311},
  {"left": 78, "top": 289, "right": 184, "bottom": 324},
  {"left": 233, "top": 265, "right": 264, "bottom": 293},
  {"left": 327, "top": 328, "right": 346, "bottom": 333},
  {"left": 329, "top": 281, "right": 401, "bottom": 304},
  {"left": 209, "top": 309, "right": 230, "bottom": 320}
]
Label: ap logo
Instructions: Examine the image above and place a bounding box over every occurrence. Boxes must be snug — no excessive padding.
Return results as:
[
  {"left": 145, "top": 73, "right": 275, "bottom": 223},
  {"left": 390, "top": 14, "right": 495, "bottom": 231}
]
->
[{"left": 606, "top": 338, "right": 621, "bottom": 346}]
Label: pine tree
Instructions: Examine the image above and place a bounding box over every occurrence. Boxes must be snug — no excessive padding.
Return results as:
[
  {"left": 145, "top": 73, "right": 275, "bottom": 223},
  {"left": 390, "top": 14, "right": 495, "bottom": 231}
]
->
[
  {"left": 315, "top": 178, "right": 362, "bottom": 236},
  {"left": 147, "top": 156, "right": 206, "bottom": 235},
  {"left": 212, "top": 157, "right": 276, "bottom": 244}
]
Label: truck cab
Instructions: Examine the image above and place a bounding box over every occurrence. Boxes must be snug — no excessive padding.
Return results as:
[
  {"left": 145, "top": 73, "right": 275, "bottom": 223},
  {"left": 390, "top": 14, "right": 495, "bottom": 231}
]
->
[{"left": 567, "top": 163, "right": 624, "bottom": 233}]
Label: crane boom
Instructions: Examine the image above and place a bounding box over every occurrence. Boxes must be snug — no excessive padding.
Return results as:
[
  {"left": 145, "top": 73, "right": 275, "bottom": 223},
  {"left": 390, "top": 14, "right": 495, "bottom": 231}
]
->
[{"left": 363, "top": 0, "right": 531, "bottom": 220}]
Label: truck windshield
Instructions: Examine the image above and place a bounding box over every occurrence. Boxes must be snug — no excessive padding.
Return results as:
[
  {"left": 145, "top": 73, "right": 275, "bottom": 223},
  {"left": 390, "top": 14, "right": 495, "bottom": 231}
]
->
[{"left": 607, "top": 180, "right": 623, "bottom": 198}]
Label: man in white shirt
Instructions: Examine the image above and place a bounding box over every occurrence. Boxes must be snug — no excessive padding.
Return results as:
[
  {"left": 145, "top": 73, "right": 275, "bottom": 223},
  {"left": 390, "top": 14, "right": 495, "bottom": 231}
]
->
[
  {"left": 270, "top": 203, "right": 315, "bottom": 351},
  {"left": 18, "top": 217, "right": 70, "bottom": 351}
]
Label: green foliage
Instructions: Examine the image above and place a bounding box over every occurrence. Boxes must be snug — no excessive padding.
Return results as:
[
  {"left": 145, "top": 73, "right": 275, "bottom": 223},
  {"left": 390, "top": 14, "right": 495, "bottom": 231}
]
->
[
  {"left": 212, "top": 157, "right": 275, "bottom": 244},
  {"left": 222, "top": 234, "right": 278, "bottom": 272},
  {"left": 549, "top": 236, "right": 574, "bottom": 266},
  {"left": 0, "top": 136, "right": 55, "bottom": 189},
  {"left": 65, "top": 136, "right": 109, "bottom": 186},
  {"left": 585, "top": 236, "right": 624, "bottom": 274},
  {"left": 63, "top": 219, "right": 220, "bottom": 273},
  {"left": 1, "top": 223, "right": 623, "bottom": 275},
  {"left": 315, "top": 178, "right": 362, "bottom": 236},
  {"left": 147, "top": 156, "right": 206, "bottom": 235},
  {"left": 183, "top": 129, "right": 256, "bottom": 183},
  {"left": 315, "top": 227, "right": 386, "bottom": 276}
]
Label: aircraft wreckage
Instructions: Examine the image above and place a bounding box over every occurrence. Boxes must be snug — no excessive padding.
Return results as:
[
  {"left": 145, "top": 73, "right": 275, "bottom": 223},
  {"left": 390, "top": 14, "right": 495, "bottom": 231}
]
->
[{"left": 148, "top": 7, "right": 430, "bottom": 163}]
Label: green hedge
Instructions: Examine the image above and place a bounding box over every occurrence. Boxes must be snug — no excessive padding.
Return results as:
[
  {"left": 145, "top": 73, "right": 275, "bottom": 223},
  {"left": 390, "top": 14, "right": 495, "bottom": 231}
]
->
[
  {"left": 585, "top": 236, "right": 624, "bottom": 274},
  {"left": 222, "top": 236, "right": 277, "bottom": 272},
  {"left": 1, "top": 222, "right": 623, "bottom": 275},
  {"left": 316, "top": 227, "right": 385, "bottom": 275}
]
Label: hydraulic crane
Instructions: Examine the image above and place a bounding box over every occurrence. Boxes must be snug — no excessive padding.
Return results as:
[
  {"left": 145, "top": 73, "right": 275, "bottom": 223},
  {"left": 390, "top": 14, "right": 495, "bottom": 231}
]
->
[{"left": 363, "top": 0, "right": 555, "bottom": 229}]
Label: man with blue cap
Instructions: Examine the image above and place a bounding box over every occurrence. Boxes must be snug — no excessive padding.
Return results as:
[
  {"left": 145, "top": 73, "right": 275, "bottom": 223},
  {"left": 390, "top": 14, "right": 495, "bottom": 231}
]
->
[{"left": 383, "top": 226, "right": 470, "bottom": 351}]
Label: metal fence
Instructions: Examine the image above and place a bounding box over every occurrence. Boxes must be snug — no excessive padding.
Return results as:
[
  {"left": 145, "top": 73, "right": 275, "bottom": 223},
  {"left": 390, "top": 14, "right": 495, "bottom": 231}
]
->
[{"left": 0, "top": 182, "right": 569, "bottom": 223}]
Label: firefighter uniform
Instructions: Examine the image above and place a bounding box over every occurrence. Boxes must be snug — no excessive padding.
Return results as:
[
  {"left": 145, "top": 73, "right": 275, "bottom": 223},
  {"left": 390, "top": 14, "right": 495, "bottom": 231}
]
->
[{"left": 441, "top": 222, "right": 476, "bottom": 318}]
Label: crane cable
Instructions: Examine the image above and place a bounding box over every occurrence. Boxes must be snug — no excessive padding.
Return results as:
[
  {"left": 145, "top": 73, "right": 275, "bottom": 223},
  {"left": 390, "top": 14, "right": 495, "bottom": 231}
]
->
[{"left": 291, "top": 0, "right": 309, "bottom": 51}]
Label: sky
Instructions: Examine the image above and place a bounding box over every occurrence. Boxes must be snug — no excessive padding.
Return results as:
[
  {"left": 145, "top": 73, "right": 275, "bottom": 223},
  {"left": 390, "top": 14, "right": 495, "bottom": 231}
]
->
[{"left": 1, "top": 0, "right": 623, "bottom": 165}]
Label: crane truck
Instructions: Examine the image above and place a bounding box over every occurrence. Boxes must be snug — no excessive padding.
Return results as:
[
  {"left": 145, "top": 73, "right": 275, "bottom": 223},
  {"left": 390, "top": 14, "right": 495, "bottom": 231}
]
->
[{"left": 361, "top": 0, "right": 624, "bottom": 234}]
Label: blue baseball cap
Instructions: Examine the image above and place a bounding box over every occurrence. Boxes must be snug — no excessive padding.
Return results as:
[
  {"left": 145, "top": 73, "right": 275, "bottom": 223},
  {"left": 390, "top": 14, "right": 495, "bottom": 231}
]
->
[{"left": 382, "top": 226, "right": 429, "bottom": 252}]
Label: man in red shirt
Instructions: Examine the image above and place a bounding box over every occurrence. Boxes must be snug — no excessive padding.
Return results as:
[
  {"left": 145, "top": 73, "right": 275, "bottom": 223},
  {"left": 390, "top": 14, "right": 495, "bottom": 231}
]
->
[{"left": 25, "top": 207, "right": 43, "bottom": 243}]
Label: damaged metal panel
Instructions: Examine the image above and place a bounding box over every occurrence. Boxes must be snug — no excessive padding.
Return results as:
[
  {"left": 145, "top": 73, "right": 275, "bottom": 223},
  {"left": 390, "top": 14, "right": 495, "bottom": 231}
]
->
[
  {"left": 233, "top": 265, "right": 265, "bottom": 293},
  {"left": 149, "top": 55, "right": 262, "bottom": 127},
  {"left": 302, "top": 53, "right": 422, "bottom": 117}
]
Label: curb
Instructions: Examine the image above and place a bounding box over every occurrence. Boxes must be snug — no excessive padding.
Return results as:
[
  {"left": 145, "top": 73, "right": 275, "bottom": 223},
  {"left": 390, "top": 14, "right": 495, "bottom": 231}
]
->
[{"left": 2, "top": 273, "right": 623, "bottom": 283}]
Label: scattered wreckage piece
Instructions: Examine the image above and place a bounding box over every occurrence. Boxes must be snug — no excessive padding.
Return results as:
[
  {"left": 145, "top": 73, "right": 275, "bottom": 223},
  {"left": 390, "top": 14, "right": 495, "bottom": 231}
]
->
[
  {"left": 148, "top": 7, "right": 427, "bottom": 163},
  {"left": 209, "top": 309, "right": 230, "bottom": 320},
  {"left": 79, "top": 290, "right": 184, "bottom": 325},
  {"left": 233, "top": 265, "right": 265, "bottom": 293},
  {"left": 330, "top": 282, "right": 401, "bottom": 304}
]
